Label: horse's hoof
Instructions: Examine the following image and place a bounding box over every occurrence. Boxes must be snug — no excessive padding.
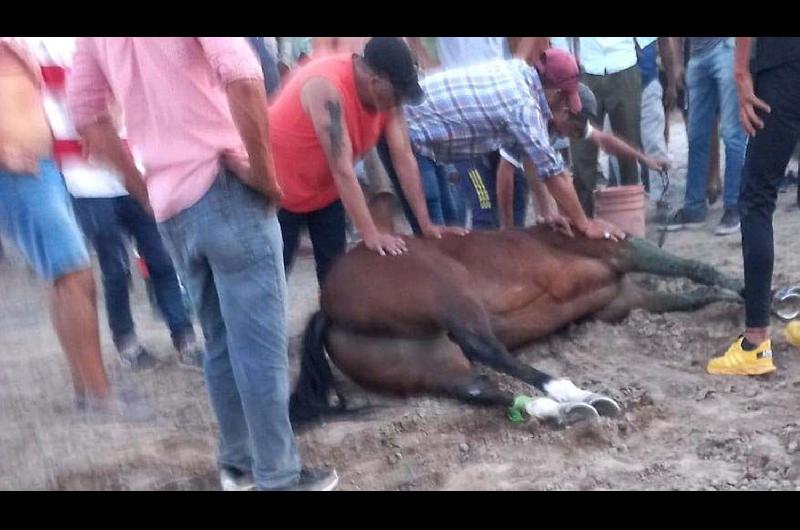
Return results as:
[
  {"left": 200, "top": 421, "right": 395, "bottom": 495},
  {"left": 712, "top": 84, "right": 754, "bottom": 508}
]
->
[
  {"left": 559, "top": 402, "right": 600, "bottom": 426},
  {"left": 585, "top": 394, "right": 621, "bottom": 417}
]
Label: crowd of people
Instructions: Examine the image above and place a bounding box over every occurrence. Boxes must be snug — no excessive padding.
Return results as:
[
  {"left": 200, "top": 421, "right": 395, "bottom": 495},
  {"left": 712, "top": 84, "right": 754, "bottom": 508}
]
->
[{"left": 0, "top": 36, "right": 798, "bottom": 491}]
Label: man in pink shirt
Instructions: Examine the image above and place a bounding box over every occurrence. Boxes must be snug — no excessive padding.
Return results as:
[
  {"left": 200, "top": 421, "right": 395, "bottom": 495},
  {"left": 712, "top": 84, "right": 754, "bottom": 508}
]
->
[{"left": 67, "top": 37, "right": 336, "bottom": 491}]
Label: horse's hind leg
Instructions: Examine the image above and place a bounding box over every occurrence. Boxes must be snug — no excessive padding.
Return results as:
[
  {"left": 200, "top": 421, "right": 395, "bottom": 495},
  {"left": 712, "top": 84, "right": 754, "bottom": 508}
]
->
[
  {"left": 444, "top": 308, "right": 620, "bottom": 418},
  {"left": 594, "top": 277, "right": 744, "bottom": 322},
  {"left": 622, "top": 237, "right": 744, "bottom": 294},
  {"left": 442, "top": 374, "right": 599, "bottom": 425}
]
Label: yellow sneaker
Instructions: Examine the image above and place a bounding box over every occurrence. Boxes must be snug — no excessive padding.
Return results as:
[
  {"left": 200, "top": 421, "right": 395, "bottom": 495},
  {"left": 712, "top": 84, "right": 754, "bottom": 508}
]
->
[
  {"left": 786, "top": 321, "right": 800, "bottom": 349},
  {"left": 707, "top": 337, "right": 776, "bottom": 376}
]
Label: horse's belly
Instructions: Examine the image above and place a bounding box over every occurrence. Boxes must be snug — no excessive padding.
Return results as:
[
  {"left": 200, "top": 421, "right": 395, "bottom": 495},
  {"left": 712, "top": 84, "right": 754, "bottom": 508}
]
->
[
  {"left": 326, "top": 326, "right": 472, "bottom": 397},
  {"left": 492, "top": 281, "right": 623, "bottom": 350}
]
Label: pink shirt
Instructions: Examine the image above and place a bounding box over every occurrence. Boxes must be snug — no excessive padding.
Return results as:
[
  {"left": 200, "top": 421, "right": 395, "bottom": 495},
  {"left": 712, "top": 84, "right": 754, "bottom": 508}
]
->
[{"left": 66, "top": 37, "right": 263, "bottom": 221}]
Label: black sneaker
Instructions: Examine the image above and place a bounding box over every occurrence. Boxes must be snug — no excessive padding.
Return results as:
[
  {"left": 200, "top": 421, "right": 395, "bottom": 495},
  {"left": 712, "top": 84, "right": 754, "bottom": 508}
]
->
[
  {"left": 174, "top": 332, "right": 204, "bottom": 372},
  {"left": 714, "top": 208, "right": 741, "bottom": 236},
  {"left": 286, "top": 467, "right": 339, "bottom": 491},
  {"left": 661, "top": 209, "right": 706, "bottom": 232},
  {"left": 220, "top": 466, "right": 256, "bottom": 491}
]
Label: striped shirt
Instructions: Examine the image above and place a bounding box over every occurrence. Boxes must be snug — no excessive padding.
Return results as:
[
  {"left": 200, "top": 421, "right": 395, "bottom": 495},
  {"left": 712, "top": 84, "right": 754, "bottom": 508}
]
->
[{"left": 404, "top": 59, "right": 564, "bottom": 180}]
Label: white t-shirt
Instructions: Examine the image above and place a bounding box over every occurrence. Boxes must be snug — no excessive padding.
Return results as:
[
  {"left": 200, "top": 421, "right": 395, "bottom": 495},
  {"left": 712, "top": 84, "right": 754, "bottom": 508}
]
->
[
  {"left": 31, "top": 37, "right": 138, "bottom": 199},
  {"left": 554, "top": 37, "right": 657, "bottom": 76},
  {"left": 436, "top": 37, "right": 510, "bottom": 70}
]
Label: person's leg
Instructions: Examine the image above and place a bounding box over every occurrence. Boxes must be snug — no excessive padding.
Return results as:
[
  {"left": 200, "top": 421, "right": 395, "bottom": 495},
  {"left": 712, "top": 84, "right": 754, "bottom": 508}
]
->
[
  {"left": 640, "top": 79, "right": 668, "bottom": 198},
  {"left": 713, "top": 40, "right": 747, "bottom": 216},
  {"left": 512, "top": 166, "right": 529, "bottom": 227},
  {"left": 453, "top": 159, "right": 479, "bottom": 228},
  {"left": 683, "top": 51, "right": 718, "bottom": 220},
  {"left": 206, "top": 171, "right": 300, "bottom": 490},
  {"left": 414, "top": 152, "right": 446, "bottom": 227},
  {"left": 376, "top": 137, "right": 422, "bottom": 234},
  {"left": 571, "top": 73, "right": 605, "bottom": 217},
  {"left": 706, "top": 121, "right": 722, "bottom": 205},
  {"left": 443, "top": 163, "right": 467, "bottom": 227},
  {"left": 708, "top": 62, "right": 800, "bottom": 375},
  {"left": 161, "top": 171, "right": 302, "bottom": 489},
  {"left": 159, "top": 212, "right": 254, "bottom": 477},
  {"left": 464, "top": 154, "right": 499, "bottom": 230},
  {"left": 116, "top": 195, "right": 195, "bottom": 347},
  {"left": 606, "top": 66, "right": 643, "bottom": 186},
  {"left": 0, "top": 160, "right": 109, "bottom": 400},
  {"left": 362, "top": 146, "right": 396, "bottom": 233},
  {"left": 435, "top": 160, "right": 460, "bottom": 227},
  {"left": 307, "top": 200, "right": 347, "bottom": 285},
  {"left": 72, "top": 197, "right": 137, "bottom": 352},
  {"left": 741, "top": 63, "right": 800, "bottom": 340},
  {"left": 277, "top": 208, "right": 305, "bottom": 277}
]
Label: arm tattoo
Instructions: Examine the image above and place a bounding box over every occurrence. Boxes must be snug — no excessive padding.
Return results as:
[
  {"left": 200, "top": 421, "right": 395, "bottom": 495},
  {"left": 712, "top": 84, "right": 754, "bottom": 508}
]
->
[{"left": 324, "top": 100, "right": 344, "bottom": 160}]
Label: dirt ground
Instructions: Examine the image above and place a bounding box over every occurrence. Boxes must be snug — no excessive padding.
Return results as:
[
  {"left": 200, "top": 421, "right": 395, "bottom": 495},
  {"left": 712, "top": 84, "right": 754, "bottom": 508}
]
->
[{"left": 2, "top": 112, "right": 800, "bottom": 491}]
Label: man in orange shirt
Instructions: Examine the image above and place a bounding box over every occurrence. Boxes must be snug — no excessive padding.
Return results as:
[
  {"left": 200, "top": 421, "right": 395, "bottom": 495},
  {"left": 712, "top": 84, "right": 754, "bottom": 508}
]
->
[{"left": 270, "top": 37, "right": 464, "bottom": 283}]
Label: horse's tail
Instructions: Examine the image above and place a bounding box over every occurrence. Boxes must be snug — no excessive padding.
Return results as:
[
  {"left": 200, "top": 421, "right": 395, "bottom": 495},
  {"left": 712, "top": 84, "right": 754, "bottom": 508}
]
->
[{"left": 289, "top": 310, "right": 340, "bottom": 424}]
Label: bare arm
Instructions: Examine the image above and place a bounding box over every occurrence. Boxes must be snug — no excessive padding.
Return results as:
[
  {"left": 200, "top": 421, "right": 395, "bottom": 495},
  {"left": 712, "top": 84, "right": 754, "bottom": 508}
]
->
[
  {"left": 79, "top": 119, "right": 152, "bottom": 214},
  {"left": 735, "top": 37, "right": 770, "bottom": 136},
  {"left": 225, "top": 78, "right": 282, "bottom": 203},
  {"left": 300, "top": 78, "right": 406, "bottom": 256},
  {"left": 195, "top": 37, "right": 282, "bottom": 202},
  {"left": 658, "top": 37, "right": 679, "bottom": 111},
  {"left": 589, "top": 127, "right": 669, "bottom": 171},
  {"left": 67, "top": 38, "right": 152, "bottom": 213},
  {"left": 526, "top": 163, "right": 626, "bottom": 241}
]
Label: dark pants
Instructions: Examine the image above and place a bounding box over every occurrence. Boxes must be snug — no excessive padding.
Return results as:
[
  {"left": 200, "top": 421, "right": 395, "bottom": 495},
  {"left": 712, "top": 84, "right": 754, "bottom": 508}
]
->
[
  {"left": 740, "top": 61, "right": 800, "bottom": 328},
  {"left": 454, "top": 152, "right": 528, "bottom": 230},
  {"left": 279, "top": 200, "right": 346, "bottom": 284},
  {"left": 376, "top": 138, "right": 460, "bottom": 235},
  {"left": 571, "top": 65, "right": 643, "bottom": 216},
  {"left": 378, "top": 139, "right": 527, "bottom": 233},
  {"left": 72, "top": 195, "right": 193, "bottom": 347}
]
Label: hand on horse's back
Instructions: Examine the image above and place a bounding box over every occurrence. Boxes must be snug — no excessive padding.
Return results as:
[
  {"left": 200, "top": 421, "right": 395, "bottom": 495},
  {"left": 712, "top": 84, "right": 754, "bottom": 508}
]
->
[
  {"left": 363, "top": 231, "right": 408, "bottom": 256},
  {"left": 579, "top": 218, "right": 626, "bottom": 242}
]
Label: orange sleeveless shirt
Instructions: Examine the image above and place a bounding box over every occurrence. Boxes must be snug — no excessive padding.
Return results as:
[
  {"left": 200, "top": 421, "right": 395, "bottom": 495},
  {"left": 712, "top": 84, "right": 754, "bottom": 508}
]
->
[{"left": 269, "top": 54, "right": 389, "bottom": 213}]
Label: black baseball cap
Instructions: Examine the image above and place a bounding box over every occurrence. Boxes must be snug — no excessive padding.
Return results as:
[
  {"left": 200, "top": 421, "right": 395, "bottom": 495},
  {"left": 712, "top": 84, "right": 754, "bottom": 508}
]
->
[{"left": 363, "top": 37, "right": 425, "bottom": 106}]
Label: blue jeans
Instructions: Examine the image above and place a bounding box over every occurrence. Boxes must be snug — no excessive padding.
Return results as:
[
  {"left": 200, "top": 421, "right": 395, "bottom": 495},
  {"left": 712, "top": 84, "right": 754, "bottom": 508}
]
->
[
  {"left": 376, "top": 138, "right": 460, "bottom": 235},
  {"left": 158, "top": 169, "right": 300, "bottom": 490},
  {"left": 0, "top": 159, "right": 90, "bottom": 281},
  {"left": 684, "top": 39, "right": 746, "bottom": 217},
  {"left": 72, "top": 195, "right": 193, "bottom": 348}
]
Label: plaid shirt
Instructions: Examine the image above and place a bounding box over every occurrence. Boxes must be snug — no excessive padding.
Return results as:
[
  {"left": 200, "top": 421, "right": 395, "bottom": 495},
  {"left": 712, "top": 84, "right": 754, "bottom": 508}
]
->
[{"left": 404, "top": 59, "right": 564, "bottom": 180}]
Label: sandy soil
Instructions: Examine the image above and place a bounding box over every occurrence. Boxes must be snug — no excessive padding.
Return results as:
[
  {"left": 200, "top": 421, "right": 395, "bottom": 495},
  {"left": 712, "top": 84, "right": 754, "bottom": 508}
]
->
[{"left": 2, "top": 112, "right": 800, "bottom": 491}]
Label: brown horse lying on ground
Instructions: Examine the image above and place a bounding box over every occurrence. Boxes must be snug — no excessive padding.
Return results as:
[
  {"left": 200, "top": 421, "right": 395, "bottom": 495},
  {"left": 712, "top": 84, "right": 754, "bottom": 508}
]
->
[{"left": 290, "top": 227, "right": 743, "bottom": 425}]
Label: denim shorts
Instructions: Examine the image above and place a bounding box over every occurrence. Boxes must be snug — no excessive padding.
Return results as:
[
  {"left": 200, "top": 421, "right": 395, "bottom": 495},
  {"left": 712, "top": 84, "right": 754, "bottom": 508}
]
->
[{"left": 0, "top": 159, "right": 90, "bottom": 281}]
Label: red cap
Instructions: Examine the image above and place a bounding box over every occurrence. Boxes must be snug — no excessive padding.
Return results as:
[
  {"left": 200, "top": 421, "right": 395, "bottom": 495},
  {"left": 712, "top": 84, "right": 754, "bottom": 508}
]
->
[{"left": 539, "top": 48, "right": 582, "bottom": 113}]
